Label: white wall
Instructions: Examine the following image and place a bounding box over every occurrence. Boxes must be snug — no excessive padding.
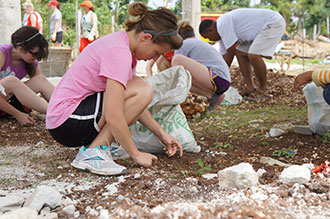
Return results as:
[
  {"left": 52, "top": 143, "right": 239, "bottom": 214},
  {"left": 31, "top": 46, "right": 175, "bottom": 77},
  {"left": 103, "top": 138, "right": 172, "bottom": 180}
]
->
[{"left": 0, "top": 0, "right": 21, "bottom": 44}]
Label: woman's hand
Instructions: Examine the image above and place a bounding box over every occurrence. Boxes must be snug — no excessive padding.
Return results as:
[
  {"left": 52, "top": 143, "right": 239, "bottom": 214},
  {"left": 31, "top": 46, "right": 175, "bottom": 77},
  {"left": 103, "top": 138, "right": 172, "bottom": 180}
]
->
[
  {"left": 159, "top": 132, "right": 183, "bottom": 157},
  {"left": 131, "top": 152, "right": 158, "bottom": 167},
  {"left": 14, "top": 112, "right": 35, "bottom": 126}
]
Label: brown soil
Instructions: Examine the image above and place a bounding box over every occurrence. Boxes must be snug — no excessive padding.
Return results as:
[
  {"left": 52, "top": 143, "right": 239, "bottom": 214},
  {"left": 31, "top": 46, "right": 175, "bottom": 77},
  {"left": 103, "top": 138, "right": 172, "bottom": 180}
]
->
[{"left": 0, "top": 67, "right": 329, "bottom": 218}]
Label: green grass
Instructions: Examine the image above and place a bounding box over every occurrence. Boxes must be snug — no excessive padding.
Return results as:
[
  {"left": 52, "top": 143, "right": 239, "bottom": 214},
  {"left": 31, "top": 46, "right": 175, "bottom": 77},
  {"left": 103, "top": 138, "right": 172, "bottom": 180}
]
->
[
  {"left": 265, "top": 58, "right": 322, "bottom": 65},
  {"left": 0, "top": 162, "right": 12, "bottom": 166},
  {"left": 190, "top": 104, "right": 307, "bottom": 137}
]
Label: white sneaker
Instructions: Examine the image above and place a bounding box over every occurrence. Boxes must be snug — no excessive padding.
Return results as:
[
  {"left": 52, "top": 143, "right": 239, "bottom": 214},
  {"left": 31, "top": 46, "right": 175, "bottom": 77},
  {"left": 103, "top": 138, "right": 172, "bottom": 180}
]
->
[
  {"left": 71, "top": 145, "right": 127, "bottom": 176},
  {"left": 109, "top": 142, "right": 130, "bottom": 160}
]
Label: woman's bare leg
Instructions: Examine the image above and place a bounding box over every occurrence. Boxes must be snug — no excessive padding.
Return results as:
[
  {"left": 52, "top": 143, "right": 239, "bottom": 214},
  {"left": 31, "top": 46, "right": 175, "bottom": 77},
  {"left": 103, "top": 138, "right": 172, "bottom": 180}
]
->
[
  {"left": 172, "top": 54, "right": 214, "bottom": 98},
  {"left": 24, "top": 74, "right": 55, "bottom": 101},
  {"left": 89, "top": 76, "right": 153, "bottom": 148},
  {"left": 0, "top": 76, "right": 48, "bottom": 113}
]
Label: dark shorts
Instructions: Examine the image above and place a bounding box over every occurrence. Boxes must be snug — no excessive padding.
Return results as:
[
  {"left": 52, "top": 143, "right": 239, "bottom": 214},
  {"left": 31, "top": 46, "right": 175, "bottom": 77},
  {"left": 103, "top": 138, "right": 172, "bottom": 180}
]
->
[
  {"left": 52, "top": 31, "right": 63, "bottom": 44},
  {"left": 0, "top": 95, "right": 31, "bottom": 117},
  {"left": 48, "top": 92, "right": 103, "bottom": 147},
  {"left": 323, "top": 84, "right": 330, "bottom": 105},
  {"left": 209, "top": 68, "right": 231, "bottom": 95}
]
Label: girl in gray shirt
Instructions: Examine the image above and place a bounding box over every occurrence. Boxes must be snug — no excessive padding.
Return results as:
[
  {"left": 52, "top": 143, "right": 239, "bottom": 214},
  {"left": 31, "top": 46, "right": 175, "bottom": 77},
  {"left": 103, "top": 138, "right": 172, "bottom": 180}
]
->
[{"left": 172, "top": 21, "right": 230, "bottom": 111}]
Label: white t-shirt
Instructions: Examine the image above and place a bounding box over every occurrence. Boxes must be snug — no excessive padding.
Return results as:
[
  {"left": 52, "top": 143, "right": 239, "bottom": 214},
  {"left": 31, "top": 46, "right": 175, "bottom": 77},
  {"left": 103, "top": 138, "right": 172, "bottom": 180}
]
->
[
  {"left": 23, "top": 11, "right": 43, "bottom": 26},
  {"left": 50, "top": 8, "right": 62, "bottom": 32},
  {"left": 217, "top": 8, "right": 283, "bottom": 55}
]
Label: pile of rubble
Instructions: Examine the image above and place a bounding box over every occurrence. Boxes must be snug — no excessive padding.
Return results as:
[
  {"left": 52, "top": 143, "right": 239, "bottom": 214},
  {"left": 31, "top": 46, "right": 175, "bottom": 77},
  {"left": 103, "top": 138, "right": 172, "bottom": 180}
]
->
[{"left": 180, "top": 92, "right": 209, "bottom": 118}]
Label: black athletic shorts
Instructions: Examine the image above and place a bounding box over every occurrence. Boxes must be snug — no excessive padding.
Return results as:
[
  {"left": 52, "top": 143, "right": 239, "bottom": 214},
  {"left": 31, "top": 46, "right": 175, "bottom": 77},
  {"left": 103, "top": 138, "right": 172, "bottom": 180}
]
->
[{"left": 48, "top": 92, "right": 103, "bottom": 147}]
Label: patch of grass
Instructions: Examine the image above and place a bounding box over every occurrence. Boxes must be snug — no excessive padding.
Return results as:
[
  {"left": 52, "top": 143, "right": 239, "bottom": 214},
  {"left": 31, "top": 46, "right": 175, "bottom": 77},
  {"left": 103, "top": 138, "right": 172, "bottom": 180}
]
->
[
  {"left": 42, "top": 170, "right": 59, "bottom": 180},
  {"left": 261, "top": 141, "right": 269, "bottom": 147},
  {"left": 0, "top": 178, "right": 12, "bottom": 185},
  {"left": 322, "top": 132, "right": 330, "bottom": 144},
  {"left": 215, "top": 142, "right": 233, "bottom": 150},
  {"left": 176, "top": 162, "right": 188, "bottom": 177},
  {"left": 265, "top": 58, "right": 322, "bottom": 65},
  {"left": 272, "top": 147, "right": 296, "bottom": 158},
  {"left": 192, "top": 104, "right": 307, "bottom": 138},
  {"left": 0, "top": 162, "right": 12, "bottom": 166},
  {"left": 196, "top": 158, "right": 211, "bottom": 176}
]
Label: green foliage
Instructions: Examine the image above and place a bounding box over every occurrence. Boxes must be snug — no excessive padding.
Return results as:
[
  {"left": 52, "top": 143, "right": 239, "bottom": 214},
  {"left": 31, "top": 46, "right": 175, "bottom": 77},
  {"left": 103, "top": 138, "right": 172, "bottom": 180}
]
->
[
  {"left": 261, "top": 140, "right": 269, "bottom": 147},
  {"left": 196, "top": 158, "right": 212, "bottom": 175},
  {"left": 322, "top": 132, "right": 330, "bottom": 144},
  {"left": 177, "top": 162, "right": 188, "bottom": 177},
  {"left": 215, "top": 142, "right": 233, "bottom": 149},
  {"left": 272, "top": 147, "right": 296, "bottom": 158}
]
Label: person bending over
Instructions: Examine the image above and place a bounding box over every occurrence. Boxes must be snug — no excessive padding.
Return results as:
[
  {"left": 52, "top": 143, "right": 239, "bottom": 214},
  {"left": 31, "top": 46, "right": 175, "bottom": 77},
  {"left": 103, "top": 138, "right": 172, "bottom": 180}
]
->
[
  {"left": 199, "top": 8, "right": 285, "bottom": 99},
  {"left": 46, "top": 2, "right": 183, "bottom": 176},
  {"left": 294, "top": 69, "right": 330, "bottom": 105},
  {"left": 172, "top": 21, "right": 230, "bottom": 111}
]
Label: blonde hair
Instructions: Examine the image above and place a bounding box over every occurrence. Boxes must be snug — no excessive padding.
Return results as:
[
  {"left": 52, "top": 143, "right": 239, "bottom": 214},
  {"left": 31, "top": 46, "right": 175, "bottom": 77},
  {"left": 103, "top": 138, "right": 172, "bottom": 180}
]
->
[
  {"left": 23, "top": 0, "right": 34, "bottom": 10},
  {"left": 178, "top": 20, "right": 195, "bottom": 40},
  {"left": 125, "top": 2, "right": 182, "bottom": 50}
]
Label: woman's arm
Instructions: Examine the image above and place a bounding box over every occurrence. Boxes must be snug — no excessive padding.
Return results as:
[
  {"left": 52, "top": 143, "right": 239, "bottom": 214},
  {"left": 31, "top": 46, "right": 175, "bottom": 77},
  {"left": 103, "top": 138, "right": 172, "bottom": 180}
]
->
[
  {"left": 103, "top": 79, "right": 158, "bottom": 166},
  {"left": 138, "top": 109, "right": 183, "bottom": 157},
  {"left": 145, "top": 60, "right": 155, "bottom": 78},
  {"left": 0, "top": 93, "right": 35, "bottom": 125}
]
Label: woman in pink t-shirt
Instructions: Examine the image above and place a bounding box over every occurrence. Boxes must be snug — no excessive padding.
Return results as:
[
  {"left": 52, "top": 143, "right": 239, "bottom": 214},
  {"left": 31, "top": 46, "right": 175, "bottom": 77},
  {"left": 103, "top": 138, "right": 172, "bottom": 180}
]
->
[
  {"left": 0, "top": 26, "right": 55, "bottom": 125},
  {"left": 46, "top": 2, "right": 183, "bottom": 176}
]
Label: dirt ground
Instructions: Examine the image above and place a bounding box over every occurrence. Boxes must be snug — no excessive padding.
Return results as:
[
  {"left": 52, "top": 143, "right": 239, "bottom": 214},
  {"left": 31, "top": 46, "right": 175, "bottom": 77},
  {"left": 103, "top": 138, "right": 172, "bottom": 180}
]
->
[{"left": 0, "top": 66, "right": 329, "bottom": 218}]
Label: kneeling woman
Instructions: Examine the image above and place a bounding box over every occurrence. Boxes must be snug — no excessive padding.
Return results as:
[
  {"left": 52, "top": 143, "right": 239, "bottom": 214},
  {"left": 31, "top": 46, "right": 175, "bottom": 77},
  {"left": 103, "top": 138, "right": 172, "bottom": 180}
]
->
[
  {"left": 172, "top": 21, "right": 231, "bottom": 111},
  {"left": 46, "top": 3, "right": 183, "bottom": 176}
]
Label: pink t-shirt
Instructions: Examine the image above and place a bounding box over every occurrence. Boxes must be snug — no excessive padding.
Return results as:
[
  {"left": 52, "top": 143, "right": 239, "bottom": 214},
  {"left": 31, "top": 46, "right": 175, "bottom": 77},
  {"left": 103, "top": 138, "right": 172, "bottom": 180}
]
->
[{"left": 46, "top": 31, "right": 136, "bottom": 129}]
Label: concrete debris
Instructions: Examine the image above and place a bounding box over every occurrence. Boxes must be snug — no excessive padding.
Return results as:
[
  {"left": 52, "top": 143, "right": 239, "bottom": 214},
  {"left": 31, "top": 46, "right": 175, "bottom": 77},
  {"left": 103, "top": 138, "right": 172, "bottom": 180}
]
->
[
  {"left": 280, "top": 165, "right": 311, "bottom": 184},
  {"left": 218, "top": 163, "right": 258, "bottom": 189},
  {"left": 260, "top": 156, "right": 290, "bottom": 167}
]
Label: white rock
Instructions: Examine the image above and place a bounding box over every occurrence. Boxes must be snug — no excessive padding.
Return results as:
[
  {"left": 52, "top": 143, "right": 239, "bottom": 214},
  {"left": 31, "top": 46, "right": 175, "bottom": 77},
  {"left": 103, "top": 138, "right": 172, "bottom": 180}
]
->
[
  {"left": 0, "top": 190, "right": 9, "bottom": 196},
  {"left": 105, "top": 184, "right": 118, "bottom": 195},
  {"left": 62, "top": 205, "right": 75, "bottom": 217},
  {"left": 202, "top": 173, "right": 217, "bottom": 180},
  {"left": 257, "top": 168, "right": 267, "bottom": 177},
  {"left": 218, "top": 163, "right": 258, "bottom": 189},
  {"left": 134, "top": 173, "right": 141, "bottom": 179},
  {"left": 279, "top": 165, "right": 311, "bottom": 184},
  {"left": 269, "top": 128, "right": 285, "bottom": 137},
  {"left": 73, "top": 211, "right": 80, "bottom": 218},
  {"left": 99, "top": 209, "right": 109, "bottom": 219},
  {"left": 88, "top": 209, "right": 98, "bottom": 216},
  {"left": 302, "top": 163, "right": 314, "bottom": 170},
  {"left": 61, "top": 197, "right": 73, "bottom": 206},
  {"left": 0, "top": 207, "right": 37, "bottom": 219},
  {"left": 40, "top": 206, "right": 51, "bottom": 216},
  {"left": 23, "top": 186, "right": 62, "bottom": 212},
  {"left": 43, "top": 212, "right": 58, "bottom": 219},
  {"left": 190, "top": 186, "right": 198, "bottom": 193},
  {"left": 0, "top": 194, "right": 25, "bottom": 213}
]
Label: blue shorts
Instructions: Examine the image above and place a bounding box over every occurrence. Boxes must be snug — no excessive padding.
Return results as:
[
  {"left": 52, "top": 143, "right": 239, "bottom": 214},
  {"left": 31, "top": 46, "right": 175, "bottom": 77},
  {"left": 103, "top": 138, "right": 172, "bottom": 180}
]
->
[
  {"left": 209, "top": 68, "right": 230, "bottom": 95},
  {"left": 323, "top": 84, "right": 330, "bottom": 105},
  {"left": 52, "top": 31, "right": 63, "bottom": 44}
]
